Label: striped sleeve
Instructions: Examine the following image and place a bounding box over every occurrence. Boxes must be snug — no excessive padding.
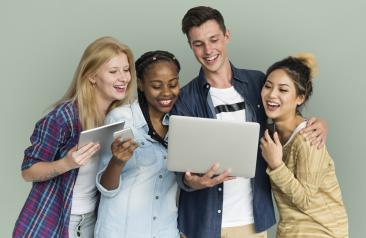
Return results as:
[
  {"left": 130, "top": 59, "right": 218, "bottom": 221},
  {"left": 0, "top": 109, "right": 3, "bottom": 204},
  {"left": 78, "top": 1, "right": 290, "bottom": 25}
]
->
[{"left": 267, "top": 138, "right": 328, "bottom": 211}]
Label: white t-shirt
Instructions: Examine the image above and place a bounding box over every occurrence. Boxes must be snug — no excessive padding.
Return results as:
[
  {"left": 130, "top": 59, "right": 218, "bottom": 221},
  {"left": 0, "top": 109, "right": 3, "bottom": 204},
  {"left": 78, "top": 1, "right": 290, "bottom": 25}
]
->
[
  {"left": 71, "top": 154, "right": 99, "bottom": 215},
  {"left": 210, "top": 86, "right": 254, "bottom": 227}
]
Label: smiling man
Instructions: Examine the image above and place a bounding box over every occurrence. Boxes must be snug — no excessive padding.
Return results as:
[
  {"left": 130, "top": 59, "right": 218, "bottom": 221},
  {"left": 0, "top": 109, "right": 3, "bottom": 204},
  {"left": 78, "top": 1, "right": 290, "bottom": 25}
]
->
[{"left": 171, "top": 6, "right": 328, "bottom": 238}]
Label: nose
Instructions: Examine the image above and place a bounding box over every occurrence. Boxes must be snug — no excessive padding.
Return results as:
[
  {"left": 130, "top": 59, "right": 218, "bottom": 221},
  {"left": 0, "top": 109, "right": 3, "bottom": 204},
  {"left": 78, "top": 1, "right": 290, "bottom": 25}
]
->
[
  {"left": 204, "top": 42, "right": 213, "bottom": 55},
  {"left": 161, "top": 85, "right": 172, "bottom": 96},
  {"left": 268, "top": 88, "right": 277, "bottom": 98},
  {"left": 117, "top": 70, "right": 130, "bottom": 84}
]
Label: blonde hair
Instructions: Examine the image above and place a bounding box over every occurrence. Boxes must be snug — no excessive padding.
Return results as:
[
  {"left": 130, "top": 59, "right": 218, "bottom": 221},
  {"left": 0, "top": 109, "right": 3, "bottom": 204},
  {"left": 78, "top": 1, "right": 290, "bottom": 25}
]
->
[
  {"left": 295, "top": 52, "right": 319, "bottom": 79},
  {"left": 55, "top": 36, "right": 137, "bottom": 130}
]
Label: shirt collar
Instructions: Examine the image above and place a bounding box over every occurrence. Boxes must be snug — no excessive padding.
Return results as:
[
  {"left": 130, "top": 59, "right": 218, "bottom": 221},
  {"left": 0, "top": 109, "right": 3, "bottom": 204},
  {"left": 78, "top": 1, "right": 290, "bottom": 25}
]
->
[
  {"left": 162, "top": 113, "right": 170, "bottom": 126},
  {"left": 197, "top": 61, "right": 248, "bottom": 90}
]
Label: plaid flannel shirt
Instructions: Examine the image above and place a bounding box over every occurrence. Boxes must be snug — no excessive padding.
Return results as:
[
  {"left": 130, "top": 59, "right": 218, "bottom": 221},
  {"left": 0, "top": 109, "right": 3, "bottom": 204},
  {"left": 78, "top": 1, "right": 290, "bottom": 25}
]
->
[{"left": 13, "top": 101, "right": 81, "bottom": 238}]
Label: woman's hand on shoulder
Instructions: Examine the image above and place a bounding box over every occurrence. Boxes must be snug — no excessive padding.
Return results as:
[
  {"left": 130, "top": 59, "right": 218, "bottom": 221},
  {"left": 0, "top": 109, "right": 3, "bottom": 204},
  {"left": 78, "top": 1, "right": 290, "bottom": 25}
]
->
[{"left": 260, "top": 130, "right": 283, "bottom": 170}]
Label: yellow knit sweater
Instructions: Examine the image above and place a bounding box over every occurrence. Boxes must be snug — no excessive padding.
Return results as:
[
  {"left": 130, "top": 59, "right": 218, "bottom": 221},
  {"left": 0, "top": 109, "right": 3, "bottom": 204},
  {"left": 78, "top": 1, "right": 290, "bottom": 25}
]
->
[{"left": 267, "top": 125, "right": 348, "bottom": 238}]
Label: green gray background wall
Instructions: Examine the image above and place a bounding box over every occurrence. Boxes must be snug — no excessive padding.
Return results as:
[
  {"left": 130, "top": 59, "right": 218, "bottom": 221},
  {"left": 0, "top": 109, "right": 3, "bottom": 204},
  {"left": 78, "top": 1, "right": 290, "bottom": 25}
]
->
[{"left": 1, "top": 1, "right": 364, "bottom": 237}]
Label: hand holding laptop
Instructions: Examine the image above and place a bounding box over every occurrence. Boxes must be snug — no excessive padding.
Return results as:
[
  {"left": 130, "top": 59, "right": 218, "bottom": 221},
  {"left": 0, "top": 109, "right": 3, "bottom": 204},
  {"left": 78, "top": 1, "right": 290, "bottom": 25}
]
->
[{"left": 183, "top": 163, "right": 235, "bottom": 190}]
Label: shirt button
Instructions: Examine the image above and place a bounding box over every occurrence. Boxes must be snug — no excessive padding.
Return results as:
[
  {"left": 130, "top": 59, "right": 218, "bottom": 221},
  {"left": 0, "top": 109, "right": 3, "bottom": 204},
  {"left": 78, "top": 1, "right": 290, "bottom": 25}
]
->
[
  {"left": 218, "top": 187, "right": 222, "bottom": 192},
  {"left": 163, "top": 156, "right": 167, "bottom": 159},
  {"left": 206, "top": 84, "right": 210, "bottom": 89},
  {"left": 141, "top": 142, "right": 145, "bottom": 145},
  {"left": 217, "top": 209, "right": 222, "bottom": 214},
  {"left": 159, "top": 174, "right": 163, "bottom": 179},
  {"left": 155, "top": 196, "right": 159, "bottom": 199},
  {"left": 153, "top": 216, "right": 157, "bottom": 220}
]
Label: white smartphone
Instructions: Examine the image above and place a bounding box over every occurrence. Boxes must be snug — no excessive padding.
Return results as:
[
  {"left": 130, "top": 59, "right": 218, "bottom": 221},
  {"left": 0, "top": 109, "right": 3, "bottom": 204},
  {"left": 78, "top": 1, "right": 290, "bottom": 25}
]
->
[{"left": 113, "top": 128, "right": 135, "bottom": 142}]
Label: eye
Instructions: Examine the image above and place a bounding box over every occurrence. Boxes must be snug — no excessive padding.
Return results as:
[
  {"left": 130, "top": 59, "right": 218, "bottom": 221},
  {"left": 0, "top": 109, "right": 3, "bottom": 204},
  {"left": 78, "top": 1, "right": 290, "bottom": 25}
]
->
[
  {"left": 193, "top": 42, "right": 203, "bottom": 47},
  {"left": 110, "top": 70, "right": 117, "bottom": 74},
  {"left": 279, "top": 89, "right": 289, "bottom": 93},
  {"left": 150, "top": 83, "right": 162, "bottom": 89},
  {"left": 169, "top": 82, "right": 178, "bottom": 88},
  {"left": 263, "top": 84, "right": 271, "bottom": 89},
  {"left": 123, "top": 67, "right": 130, "bottom": 72}
]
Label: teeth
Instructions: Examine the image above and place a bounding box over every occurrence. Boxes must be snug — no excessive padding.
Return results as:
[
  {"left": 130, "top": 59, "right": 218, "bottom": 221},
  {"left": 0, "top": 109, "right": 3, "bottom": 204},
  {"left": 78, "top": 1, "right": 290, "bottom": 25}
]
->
[
  {"left": 268, "top": 101, "right": 279, "bottom": 107},
  {"left": 159, "top": 100, "right": 172, "bottom": 105},
  {"left": 205, "top": 55, "right": 218, "bottom": 61}
]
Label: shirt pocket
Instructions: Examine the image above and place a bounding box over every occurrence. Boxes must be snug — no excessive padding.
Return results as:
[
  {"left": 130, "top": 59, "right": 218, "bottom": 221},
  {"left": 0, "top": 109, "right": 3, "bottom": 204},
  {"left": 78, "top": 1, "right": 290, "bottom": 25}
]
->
[{"left": 134, "top": 136, "right": 158, "bottom": 167}]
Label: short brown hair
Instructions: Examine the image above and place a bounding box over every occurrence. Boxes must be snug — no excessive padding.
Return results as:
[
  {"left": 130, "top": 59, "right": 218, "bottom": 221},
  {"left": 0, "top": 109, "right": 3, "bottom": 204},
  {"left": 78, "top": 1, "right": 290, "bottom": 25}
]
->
[{"left": 182, "top": 6, "right": 226, "bottom": 39}]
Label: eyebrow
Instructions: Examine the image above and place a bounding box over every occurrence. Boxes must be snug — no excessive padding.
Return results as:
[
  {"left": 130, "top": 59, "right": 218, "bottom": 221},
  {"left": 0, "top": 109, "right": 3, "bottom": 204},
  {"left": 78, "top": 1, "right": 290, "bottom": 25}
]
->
[
  {"left": 149, "top": 77, "right": 179, "bottom": 83},
  {"left": 278, "top": 83, "right": 290, "bottom": 87},
  {"left": 265, "top": 80, "right": 290, "bottom": 88},
  {"left": 209, "top": 34, "right": 221, "bottom": 39},
  {"left": 191, "top": 34, "right": 221, "bottom": 44}
]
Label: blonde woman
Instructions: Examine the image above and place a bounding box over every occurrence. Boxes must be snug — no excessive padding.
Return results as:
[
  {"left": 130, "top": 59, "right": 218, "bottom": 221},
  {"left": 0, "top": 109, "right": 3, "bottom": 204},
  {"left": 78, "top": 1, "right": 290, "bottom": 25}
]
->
[
  {"left": 260, "top": 54, "right": 348, "bottom": 237},
  {"left": 13, "top": 36, "right": 136, "bottom": 238}
]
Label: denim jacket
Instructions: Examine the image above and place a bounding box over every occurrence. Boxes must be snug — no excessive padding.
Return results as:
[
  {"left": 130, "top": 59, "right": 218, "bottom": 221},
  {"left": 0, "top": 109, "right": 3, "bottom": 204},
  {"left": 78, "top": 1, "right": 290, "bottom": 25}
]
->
[
  {"left": 95, "top": 101, "right": 179, "bottom": 238},
  {"left": 171, "top": 64, "right": 276, "bottom": 238}
]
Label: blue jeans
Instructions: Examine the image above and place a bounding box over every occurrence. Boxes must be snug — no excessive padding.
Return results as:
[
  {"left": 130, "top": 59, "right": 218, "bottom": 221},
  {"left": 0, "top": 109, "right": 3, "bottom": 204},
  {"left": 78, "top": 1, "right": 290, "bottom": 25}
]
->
[{"left": 69, "top": 211, "right": 96, "bottom": 238}]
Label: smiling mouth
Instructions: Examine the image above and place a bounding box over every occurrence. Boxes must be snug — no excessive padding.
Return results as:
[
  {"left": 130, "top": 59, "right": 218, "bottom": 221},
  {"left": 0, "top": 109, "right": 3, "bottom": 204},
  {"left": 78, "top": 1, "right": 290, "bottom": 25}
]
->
[
  {"left": 266, "top": 101, "right": 280, "bottom": 110},
  {"left": 159, "top": 99, "right": 173, "bottom": 106},
  {"left": 204, "top": 54, "right": 219, "bottom": 63},
  {"left": 158, "top": 97, "right": 178, "bottom": 107},
  {"left": 114, "top": 85, "right": 126, "bottom": 91}
]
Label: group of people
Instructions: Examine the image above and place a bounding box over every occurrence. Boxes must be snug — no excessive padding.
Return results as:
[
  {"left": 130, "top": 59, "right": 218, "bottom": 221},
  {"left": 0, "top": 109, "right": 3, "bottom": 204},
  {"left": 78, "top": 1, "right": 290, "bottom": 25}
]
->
[{"left": 13, "top": 6, "right": 348, "bottom": 238}]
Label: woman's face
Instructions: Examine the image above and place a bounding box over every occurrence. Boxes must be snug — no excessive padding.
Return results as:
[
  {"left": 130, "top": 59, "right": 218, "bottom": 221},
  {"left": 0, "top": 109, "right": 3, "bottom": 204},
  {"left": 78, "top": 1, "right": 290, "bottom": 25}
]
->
[
  {"left": 261, "top": 69, "right": 304, "bottom": 122},
  {"left": 90, "top": 53, "right": 131, "bottom": 107},
  {"left": 139, "top": 61, "right": 180, "bottom": 115}
]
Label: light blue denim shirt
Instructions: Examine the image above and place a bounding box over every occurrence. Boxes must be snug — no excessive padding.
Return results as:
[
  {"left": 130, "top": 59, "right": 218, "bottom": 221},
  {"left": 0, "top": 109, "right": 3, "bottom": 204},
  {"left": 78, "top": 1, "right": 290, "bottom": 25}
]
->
[{"left": 95, "top": 101, "right": 179, "bottom": 238}]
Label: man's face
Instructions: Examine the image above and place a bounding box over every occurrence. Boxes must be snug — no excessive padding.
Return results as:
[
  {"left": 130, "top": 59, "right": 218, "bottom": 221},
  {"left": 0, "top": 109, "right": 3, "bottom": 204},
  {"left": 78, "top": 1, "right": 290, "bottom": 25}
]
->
[{"left": 188, "top": 19, "right": 230, "bottom": 74}]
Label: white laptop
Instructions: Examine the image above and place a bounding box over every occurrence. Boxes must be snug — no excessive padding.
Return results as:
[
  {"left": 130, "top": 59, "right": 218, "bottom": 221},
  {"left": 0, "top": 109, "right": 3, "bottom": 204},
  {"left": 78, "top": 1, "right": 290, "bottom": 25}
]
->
[{"left": 167, "top": 115, "right": 260, "bottom": 178}]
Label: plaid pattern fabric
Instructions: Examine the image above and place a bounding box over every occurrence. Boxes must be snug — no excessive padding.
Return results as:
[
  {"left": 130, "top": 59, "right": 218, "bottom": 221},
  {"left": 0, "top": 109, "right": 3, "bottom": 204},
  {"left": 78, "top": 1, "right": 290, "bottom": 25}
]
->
[{"left": 13, "top": 101, "right": 81, "bottom": 238}]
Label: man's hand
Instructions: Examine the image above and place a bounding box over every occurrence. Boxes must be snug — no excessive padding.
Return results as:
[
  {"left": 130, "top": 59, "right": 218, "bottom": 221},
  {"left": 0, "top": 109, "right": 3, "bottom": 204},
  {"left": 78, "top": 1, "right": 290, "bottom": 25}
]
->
[
  {"left": 300, "top": 117, "right": 328, "bottom": 149},
  {"left": 183, "top": 163, "right": 234, "bottom": 190}
]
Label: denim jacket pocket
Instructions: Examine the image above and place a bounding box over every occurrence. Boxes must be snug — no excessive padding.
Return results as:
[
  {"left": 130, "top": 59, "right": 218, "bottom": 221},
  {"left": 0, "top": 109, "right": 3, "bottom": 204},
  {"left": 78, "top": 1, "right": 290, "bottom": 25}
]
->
[{"left": 134, "top": 138, "right": 158, "bottom": 167}]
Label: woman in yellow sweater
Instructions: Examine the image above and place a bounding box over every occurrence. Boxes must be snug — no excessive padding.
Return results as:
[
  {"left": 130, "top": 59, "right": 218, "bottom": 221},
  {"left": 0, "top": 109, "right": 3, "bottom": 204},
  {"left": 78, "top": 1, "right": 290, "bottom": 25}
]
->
[{"left": 260, "top": 53, "right": 348, "bottom": 238}]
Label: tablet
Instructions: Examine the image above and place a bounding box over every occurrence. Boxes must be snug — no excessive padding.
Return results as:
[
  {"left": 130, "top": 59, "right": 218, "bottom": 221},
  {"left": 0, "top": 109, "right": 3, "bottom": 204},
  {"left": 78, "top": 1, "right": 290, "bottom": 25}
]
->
[
  {"left": 78, "top": 120, "right": 125, "bottom": 149},
  {"left": 167, "top": 115, "right": 259, "bottom": 178}
]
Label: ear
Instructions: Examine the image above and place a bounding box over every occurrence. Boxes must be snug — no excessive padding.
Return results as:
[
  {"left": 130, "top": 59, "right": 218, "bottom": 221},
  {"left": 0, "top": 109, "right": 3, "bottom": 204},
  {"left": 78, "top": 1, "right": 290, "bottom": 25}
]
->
[
  {"left": 88, "top": 75, "right": 96, "bottom": 85},
  {"left": 296, "top": 95, "right": 305, "bottom": 106},
  {"left": 224, "top": 30, "right": 231, "bottom": 42}
]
